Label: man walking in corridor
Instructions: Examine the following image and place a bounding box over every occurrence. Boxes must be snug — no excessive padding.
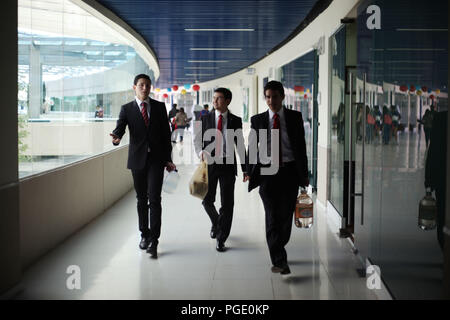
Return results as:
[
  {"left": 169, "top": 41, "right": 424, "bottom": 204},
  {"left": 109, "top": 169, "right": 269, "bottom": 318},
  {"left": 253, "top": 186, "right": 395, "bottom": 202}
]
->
[
  {"left": 194, "top": 88, "right": 247, "bottom": 252},
  {"left": 245, "top": 81, "right": 309, "bottom": 275},
  {"left": 111, "top": 74, "right": 176, "bottom": 258}
]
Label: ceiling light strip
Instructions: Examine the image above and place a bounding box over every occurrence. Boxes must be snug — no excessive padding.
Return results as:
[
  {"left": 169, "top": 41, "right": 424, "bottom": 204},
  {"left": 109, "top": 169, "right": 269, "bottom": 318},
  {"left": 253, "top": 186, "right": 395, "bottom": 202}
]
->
[
  {"left": 396, "top": 28, "right": 448, "bottom": 32},
  {"left": 188, "top": 60, "right": 229, "bottom": 63},
  {"left": 190, "top": 48, "right": 242, "bottom": 51},
  {"left": 185, "top": 29, "right": 254, "bottom": 31}
]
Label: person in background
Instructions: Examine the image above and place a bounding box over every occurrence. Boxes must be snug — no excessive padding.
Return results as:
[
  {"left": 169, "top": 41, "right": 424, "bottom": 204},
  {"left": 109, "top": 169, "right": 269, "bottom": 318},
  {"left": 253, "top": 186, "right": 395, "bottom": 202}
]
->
[
  {"left": 390, "top": 105, "right": 401, "bottom": 145},
  {"left": 418, "top": 105, "right": 436, "bottom": 148},
  {"left": 382, "top": 105, "right": 392, "bottom": 145},
  {"left": 366, "top": 105, "right": 375, "bottom": 144},
  {"left": 200, "top": 104, "right": 210, "bottom": 117},
  {"left": 168, "top": 103, "right": 179, "bottom": 136},
  {"left": 374, "top": 105, "right": 382, "bottom": 143},
  {"left": 95, "top": 105, "right": 104, "bottom": 118},
  {"left": 173, "top": 107, "right": 191, "bottom": 142}
]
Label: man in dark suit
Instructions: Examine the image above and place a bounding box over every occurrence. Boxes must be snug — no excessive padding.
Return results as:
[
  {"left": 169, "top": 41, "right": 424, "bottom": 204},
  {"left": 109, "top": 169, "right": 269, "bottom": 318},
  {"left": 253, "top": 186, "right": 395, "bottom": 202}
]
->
[
  {"left": 111, "top": 74, "right": 176, "bottom": 258},
  {"left": 245, "top": 81, "right": 309, "bottom": 274},
  {"left": 194, "top": 88, "right": 246, "bottom": 252}
]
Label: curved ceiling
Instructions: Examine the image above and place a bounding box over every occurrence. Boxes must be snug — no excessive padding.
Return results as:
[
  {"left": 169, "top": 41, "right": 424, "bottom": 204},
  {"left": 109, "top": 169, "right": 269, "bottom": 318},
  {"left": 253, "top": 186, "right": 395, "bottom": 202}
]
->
[{"left": 96, "top": 0, "right": 320, "bottom": 89}]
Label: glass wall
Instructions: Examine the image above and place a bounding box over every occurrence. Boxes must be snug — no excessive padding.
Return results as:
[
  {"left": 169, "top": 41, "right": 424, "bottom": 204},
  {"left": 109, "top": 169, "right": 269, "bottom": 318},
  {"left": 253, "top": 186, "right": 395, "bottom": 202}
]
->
[
  {"left": 281, "top": 50, "right": 318, "bottom": 186},
  {"left": 355, "top": 0, "right": 448, "bottom": 299},
  {"left": 18, "top": 0, "right": 155, "bottom": 178},
  {"left": 329, "top": 27, "right": 346, "bottom": 215}
]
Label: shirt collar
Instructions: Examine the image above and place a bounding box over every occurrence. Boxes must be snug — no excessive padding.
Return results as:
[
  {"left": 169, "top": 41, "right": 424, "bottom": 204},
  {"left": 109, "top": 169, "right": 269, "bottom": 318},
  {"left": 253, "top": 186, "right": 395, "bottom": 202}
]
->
[
  {"left": 215, "top": 109, "right": 228, "bottom": 119},
  {"left": 135, "top": 96, "right": 150, "bottom": 107},
  {"left": 268, "top": 106, "right": 284, "bottom": 119}
]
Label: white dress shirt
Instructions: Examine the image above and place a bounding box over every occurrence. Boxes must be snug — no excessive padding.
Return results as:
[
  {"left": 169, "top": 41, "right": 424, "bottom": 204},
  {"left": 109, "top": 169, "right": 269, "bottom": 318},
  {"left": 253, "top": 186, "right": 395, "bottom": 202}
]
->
[{"left": 268, "top": 107, "right": 295, "bottom": 163}]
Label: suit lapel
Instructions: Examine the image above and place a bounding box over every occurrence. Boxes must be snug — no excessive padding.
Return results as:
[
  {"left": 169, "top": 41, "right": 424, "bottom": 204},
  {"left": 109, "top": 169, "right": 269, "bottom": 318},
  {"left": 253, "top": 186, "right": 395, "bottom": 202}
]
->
[
  {"left": 227, "top": 112, "right": 233, "bottom": 129},
  {"left": 132, "top": 100, "right": 144, "bottom": 126},
  {"left": 284, "top": 108, "right": 297, "bottom": 148},
  {"left": 263, "top": 110, "right": 270, "bottom": 141},
  {"left": 209, "top": 111, "right": 216, "bottom": 130},
  {"left": 148, "top": 99, "right": 156, "bottom": 127}
]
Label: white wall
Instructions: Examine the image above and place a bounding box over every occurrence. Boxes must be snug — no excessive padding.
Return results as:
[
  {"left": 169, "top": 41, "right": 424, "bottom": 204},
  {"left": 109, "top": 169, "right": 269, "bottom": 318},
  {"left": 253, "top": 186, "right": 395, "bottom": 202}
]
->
[{"left": 20, "top": 146, "right": 133, "bottom": 269}]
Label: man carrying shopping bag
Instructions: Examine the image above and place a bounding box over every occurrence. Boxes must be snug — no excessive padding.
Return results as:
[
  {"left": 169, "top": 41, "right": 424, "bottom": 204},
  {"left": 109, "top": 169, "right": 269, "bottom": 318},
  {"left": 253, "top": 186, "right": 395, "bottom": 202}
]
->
[{"left": 193, "top": 88, "right": 247, "bottom": 252}]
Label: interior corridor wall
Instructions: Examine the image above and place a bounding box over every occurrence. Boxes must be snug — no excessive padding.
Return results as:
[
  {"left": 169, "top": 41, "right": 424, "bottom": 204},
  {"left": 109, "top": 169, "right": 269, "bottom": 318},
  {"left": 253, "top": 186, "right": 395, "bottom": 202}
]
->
[{"left": 198, "top": 0, "right": 360, "bottom": 206}]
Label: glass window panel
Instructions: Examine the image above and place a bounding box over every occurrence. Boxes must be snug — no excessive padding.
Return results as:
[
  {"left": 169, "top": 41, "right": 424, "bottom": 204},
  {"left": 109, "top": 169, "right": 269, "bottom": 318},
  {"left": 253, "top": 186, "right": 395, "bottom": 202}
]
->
[{"left": 18, "top": 0, "right": 155, "bottom": 178}]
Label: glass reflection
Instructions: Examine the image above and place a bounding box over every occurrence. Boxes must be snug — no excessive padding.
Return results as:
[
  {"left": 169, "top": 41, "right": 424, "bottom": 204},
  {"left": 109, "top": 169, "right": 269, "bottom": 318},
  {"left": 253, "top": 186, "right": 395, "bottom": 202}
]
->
[
  {"left": 280, "top": 50, "right": 317, "bottom": 187},
  {"left": 356, "top": 0, "right": 448, "bottom": 299}
]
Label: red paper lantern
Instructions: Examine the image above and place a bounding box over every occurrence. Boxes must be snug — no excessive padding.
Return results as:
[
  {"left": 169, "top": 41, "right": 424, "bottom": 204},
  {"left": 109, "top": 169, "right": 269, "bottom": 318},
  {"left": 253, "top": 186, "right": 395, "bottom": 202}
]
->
[
  {"left": 304, "top": 94, "right": 308, "bottom": 99},
  {"left": 410, "top": 85, "right": 416, "bottom": 92},
  {"left": 163, "top": 93, "right": 169, "bottom": 99},
  {"left": 400, "top": 85, "right": 408, "bottom": 92},
  {"left": 172, "top": 85, "right": 179, "bottom": 91},
  {"left": 421, "top": 86, "right": 427, "bottom": 93},
  {"left": 430, "top": 94, "right": 435, "bottom": 100},
  {"left": 192, "top": 84, "right": 200, "bottom": 91},
  {"left": 294, "top": 86, "right": 305, "bottom": 92}
]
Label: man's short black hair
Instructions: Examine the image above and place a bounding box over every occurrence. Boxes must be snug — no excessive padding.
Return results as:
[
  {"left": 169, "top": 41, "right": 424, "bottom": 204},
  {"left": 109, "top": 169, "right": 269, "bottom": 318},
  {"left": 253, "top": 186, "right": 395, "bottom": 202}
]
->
[
  {"left": 203, "top": 104, "right": 209, "bottom": 109},
  {"left": 264, "top": 81, "right": 285, "bottom": 97},
  {"left": 134, "top": 74, "right": 151, "bottom": 85},
  {"left": 214, "top": 88, "right": 232, "bottom": 101}
]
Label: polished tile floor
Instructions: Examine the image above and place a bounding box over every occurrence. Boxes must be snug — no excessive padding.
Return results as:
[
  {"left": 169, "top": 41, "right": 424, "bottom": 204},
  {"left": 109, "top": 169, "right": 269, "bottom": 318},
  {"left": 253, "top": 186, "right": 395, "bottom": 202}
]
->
[{"left": 15, "top": 135, "right": 379, "bottom": 300}]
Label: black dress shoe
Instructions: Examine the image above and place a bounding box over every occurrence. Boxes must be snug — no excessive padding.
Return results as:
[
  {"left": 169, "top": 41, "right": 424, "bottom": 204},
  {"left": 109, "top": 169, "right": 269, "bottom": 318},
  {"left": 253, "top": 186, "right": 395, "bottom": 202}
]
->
[
  {"left": 210, "top": 225, "right": 217, "bottom": 239},
  {"left": 271, "top": 265, "right": 291, "bottom": 275},
  {"left": 216, "top": 240, "right": 226, "bottom": 252},
  {"left": 139, "top": 238, "right": 151, "bottom": 250},
  {"left": 146, "top": 244, "right": 158, "bottom": 258}
]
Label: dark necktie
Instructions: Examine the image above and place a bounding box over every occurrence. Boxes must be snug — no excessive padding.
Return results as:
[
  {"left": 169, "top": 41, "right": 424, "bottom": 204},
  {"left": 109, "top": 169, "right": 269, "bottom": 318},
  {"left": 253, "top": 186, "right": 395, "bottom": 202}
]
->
[
  {"left": 141, "top": 102, "right": 149, "bottom": 127},
  {"left": 216, "top": 114, "right": 223, "bottom": 157},
  {"left": 273, "top": 113, "right": 282, "bottom": 166}
]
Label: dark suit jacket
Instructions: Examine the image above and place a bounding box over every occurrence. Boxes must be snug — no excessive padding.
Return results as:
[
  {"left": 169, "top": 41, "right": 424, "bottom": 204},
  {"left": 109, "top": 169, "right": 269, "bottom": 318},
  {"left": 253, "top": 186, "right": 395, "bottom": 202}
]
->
[
  {"left": 198, "top": 111, "right": 246, "bottom": 176},
  {"left": 247, "top": 107, "right": 308, "bottom": 191},
  {"left": 113, "top": 98, "right": 172, "bottom": 170}
]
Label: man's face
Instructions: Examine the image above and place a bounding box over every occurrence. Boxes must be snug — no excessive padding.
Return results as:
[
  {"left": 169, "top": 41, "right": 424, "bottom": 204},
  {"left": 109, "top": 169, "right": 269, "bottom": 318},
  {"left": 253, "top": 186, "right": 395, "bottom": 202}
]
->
[
  {"left": 213, "top": 92, "right": 230, "bottom": 113},
  {"left": 264, "top": 89, "right": 284, "bottom": 112},
  {"left": 133, "top": 78, "right": 151, "bottom": 101}
]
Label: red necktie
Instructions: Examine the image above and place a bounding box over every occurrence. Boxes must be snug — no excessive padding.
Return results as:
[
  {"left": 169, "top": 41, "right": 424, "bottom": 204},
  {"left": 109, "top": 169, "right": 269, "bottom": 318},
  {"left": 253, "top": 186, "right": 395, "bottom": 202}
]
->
[
  {"left": 273, "top": 113, "right": 282, "bottom": 166},
  {"left": 141, "top": 102, "right": 149, "bottom": 127},
  {"left": 216, "top": 114, "right": 223, "bottom": 157}
]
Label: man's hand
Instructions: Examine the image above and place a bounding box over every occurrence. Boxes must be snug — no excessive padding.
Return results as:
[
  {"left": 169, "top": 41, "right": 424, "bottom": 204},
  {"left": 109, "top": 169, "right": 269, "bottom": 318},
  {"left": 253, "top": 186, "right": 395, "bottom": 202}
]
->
[
  {"left": 165, "top": 162, "right": 177, "bottom": 172},
  {"left": 199, "top": 150, "right": 211, "bottom": 162},
  {"left": 243, "top": 173, "right": 250, "bottom": 183},
  {"left": 110, "top": 133, "right": 121, "bottom": 146}
]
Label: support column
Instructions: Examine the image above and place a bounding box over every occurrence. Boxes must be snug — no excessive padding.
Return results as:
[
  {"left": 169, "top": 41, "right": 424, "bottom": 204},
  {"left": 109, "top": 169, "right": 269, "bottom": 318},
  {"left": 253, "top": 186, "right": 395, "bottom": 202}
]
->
[{"left": 0, "top": 0, "right": 21, "bottom": 296}]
